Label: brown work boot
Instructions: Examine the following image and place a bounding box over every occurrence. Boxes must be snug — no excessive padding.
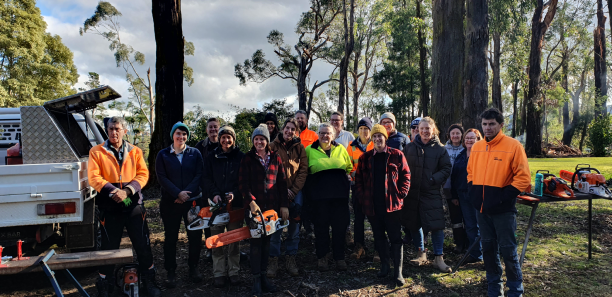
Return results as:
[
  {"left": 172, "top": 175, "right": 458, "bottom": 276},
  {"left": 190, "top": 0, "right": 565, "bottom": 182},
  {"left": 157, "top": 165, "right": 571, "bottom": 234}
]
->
[
  {"left": 267, "top": 257, "right": 278, "bottom": 278},
  {"left": 350, "top": 243, "right": 366, "bottom": 259},
  {"left": 409, "top": 248, "right": 428, "bottom": 266},
  {"left": 318, "top": 257, "right": 329, "bottom": 272},
  {"left": 373, "top": 250, "right": 381, "bottom": 263},
  {"left": 345, "top": 231, "right": 354, "bottom": 246},
  {"left": 285, "top": 255, "right": 299, "bottom": 276},
  {"left": 433, "top": 255, "right": 452, "bottom": 273},
  {"left": 336, "top": 259, "right": 348, "bottom": 271}
]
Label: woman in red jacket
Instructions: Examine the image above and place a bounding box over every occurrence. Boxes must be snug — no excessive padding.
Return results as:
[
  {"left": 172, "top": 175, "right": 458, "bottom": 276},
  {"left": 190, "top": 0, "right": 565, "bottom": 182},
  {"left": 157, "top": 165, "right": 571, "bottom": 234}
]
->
[{"left": 239, "top": 124, "right": 289, "bottom": 297}]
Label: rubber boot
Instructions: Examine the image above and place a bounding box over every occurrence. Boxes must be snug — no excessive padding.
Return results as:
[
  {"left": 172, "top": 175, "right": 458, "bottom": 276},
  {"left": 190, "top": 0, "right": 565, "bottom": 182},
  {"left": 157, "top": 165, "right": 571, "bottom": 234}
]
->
[
  {"left": 95, "top": 276, "right": 109, "bottom": 297},
  {"left": 251, "top": 274, "right": 262, "bottom": 297},
  {"left": 377, "top": 256, "right": 390, "bottom": 278},
  {"left": 261, "top": 274, "right": 278, "bottom": 293},
  {"left": 452, "top": 227, "right": 468, "bottom": 253},
  {"left": 141, "top": 268, "right": 161, "bottom": 297},
  {"left": 409, "top": 248, "right": 428, "bottom": 266},
  {"left": 392, "top": 244, "right": 405, "bottom": 286},
  {"left": 433, "top": 255, "right": 452, "bottom": 273}
]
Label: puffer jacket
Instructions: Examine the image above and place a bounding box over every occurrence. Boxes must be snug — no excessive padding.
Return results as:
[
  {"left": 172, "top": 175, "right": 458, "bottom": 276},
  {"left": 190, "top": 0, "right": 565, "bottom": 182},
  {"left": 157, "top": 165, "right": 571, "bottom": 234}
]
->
[
  {"left": 269, "top": 134, "right": 308, "bottom": 195},
  {"left": 443, "top": 141, "right": 464, "bottom": 190},
  {"left": 202, "top": 146, "right": 245, "bottom": 209},
  {"left": 386, "top": 130, "right": 410, "bottom": 151},
  {"left": 401, "top": 135, "right": 452, "bottom": 231}
]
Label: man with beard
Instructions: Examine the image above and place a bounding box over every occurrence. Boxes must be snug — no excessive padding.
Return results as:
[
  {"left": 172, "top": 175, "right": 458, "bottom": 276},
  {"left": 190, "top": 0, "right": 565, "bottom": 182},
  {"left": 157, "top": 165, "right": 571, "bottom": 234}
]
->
[{"left": 295, "top": 110, "right": 318, "bottom": 148}]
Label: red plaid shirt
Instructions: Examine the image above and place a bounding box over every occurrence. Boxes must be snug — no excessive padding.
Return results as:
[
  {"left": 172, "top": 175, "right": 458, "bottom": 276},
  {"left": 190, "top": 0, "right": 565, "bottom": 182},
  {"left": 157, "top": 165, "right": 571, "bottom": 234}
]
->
[
  {"left": 354, "top": 146, "right": 411, "bottom": 216},
  {"left": 239, "top": 148, "right": 288, "bottom": 212}
]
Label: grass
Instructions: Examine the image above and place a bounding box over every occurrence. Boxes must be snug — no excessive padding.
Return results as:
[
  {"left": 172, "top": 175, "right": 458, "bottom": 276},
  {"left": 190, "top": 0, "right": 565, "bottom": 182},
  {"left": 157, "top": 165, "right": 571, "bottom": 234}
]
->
[{"left": 528, "top": 157, "right": 612, "bottom": 180}]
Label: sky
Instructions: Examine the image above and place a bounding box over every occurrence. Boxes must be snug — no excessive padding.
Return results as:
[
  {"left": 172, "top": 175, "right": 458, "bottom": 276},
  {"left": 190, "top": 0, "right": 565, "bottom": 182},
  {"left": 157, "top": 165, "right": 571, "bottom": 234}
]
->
[{"left": 38, "top": 0, "right": 336, "bottom": 116}]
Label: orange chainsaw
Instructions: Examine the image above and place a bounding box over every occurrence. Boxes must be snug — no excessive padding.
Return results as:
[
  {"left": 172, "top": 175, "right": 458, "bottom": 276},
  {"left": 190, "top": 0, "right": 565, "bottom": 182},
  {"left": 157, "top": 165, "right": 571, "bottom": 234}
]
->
[
  {"left": 559, "top": 164, "right": 612, "bottom": 199},
  {"left": 205, "top": 210, "right": 289, "bottom": 249},
  {"left": 536, "top": 170, "right": 575, "bottom": 199},
  {"left": 186, "top": 199, "right": 245, "bottom": 231}
]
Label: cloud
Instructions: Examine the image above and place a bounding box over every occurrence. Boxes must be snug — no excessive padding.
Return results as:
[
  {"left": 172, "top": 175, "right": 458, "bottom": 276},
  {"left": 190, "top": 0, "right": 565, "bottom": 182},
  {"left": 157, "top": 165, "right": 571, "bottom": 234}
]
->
[{"left": 39, "top": 0, "right": 336, "bottom": 116}]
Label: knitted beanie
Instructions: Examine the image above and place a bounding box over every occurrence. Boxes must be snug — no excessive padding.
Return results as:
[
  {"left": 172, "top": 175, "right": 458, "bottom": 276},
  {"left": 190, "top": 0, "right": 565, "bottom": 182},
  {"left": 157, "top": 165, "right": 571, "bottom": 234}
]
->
[
  {"left": 170, "top": 121, "right": 190, "bottom": 140},
  {"left": 251, "top": 124, "right": 270, "bottom": 143},
  {"left": 357, "top": 117, "right": 373, "bottom": 131},
  {"left": 379, "top": 112, "right": 396, "bottom": 125},
  {"left": 371, "top": 124, "right": 388, "bottom": 139},
  {"left": 218, "top": 125, "right": 236, "bottom": 142}
]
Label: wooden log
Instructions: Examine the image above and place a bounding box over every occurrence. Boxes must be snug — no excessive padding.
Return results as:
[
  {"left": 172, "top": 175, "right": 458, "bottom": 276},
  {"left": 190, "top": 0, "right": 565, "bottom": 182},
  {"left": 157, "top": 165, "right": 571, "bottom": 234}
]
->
[{"left": 0, "top": 249, "right": 133, "bottom": 275}]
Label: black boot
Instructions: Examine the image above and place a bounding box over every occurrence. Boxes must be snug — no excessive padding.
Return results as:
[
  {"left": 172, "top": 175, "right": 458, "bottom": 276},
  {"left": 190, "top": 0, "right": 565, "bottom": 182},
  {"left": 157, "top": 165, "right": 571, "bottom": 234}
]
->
[
  {"left": 377, "top": 257, "right": 390, "bottom": 278},
  {"left": 95, "top": 276, "right": 109, "bottom": 297},
  {"left": 252, "top": 274, "right": 262, "bottom": 296},
  {"left": 392, "top": 244, "right": 405, "bottom": 286},
  {"left": 261, "top": 273, "right": 278, "bottom": 293},
  {"left": 141, "top": 268, "right": 161, "bottom": 297},
  {"left": 189, "top": 266, "right": 203, "bottom": 283},
  {"left": 452, "top": 227, "right": 468, "bottom": 253},
  {"left": 165, "top": 269, "right": 177, "bottom": 288}
]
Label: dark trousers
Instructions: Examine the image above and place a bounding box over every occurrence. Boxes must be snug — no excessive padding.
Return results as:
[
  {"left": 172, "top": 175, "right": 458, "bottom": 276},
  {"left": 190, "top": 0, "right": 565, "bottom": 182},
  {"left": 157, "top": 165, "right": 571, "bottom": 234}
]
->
[
  {"left": 250, "top": 235, "right": 272, "bottom": 275},
  {"left": 313, "top": 198, "right": 349, "bottom": 260},
  {"left": 160, "top": 200, "right": 203, "bottom": 271},
  {"left": 98, "top": 205, "right": 154, "bottom": 276},
  {"left": 352, "top": 195, "right": 365, "bottom": 245},
  {"left": 368, "top": 212, "right": 402, "bottom": 261},
  {"left": 445, "top": 188, "right": 468, "bottom": 248}
]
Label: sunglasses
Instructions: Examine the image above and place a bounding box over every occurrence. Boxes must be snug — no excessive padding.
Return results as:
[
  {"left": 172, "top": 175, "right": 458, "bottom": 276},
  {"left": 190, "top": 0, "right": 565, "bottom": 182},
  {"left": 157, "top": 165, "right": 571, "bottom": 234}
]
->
[{"left": 411, "top": 126, "right": 418, "bottom": 130}]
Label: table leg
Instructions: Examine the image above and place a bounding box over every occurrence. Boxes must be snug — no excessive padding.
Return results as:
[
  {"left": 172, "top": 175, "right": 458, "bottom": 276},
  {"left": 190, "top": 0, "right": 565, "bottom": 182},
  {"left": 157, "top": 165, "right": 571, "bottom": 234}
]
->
[
  {"left": 452, "top": 236, "right": 481, "bottom": 273},
  {"left": 520, "top": 202, "right": 539, "bottom": 267},
  {"left": 589, "top": 197, "right": 592, "bottom": 260}
]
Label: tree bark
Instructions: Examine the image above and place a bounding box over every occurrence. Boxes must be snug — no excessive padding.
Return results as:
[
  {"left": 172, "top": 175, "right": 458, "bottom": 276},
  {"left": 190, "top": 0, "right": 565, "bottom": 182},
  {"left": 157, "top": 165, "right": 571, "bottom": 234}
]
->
[
  {"left": 594, "top": 0, "right": 607, "bottom": 118},
  {"left": 560, "top": 33, "right": 570, "bottom": 144},
  {"left": 519, "top": 88, "right": 527, "bottom": 136},
  {"left": 338, "top": 0, "right": 354, "bottom": 114},
  {"left": 491, "top": 32, "right": 502, "bottom": 112},
  {"left": 512, "top": 80, "right": 518, "bottom": 138},
  {"left": 148, "top": 0, "right": 185, "bottom": 187},
  {"left": 431, "top": 0, "right": 464, "bottom": 143},
  {"left": 416, "top": 0, "right": 429, "bottom": 117},
  {"left": 563, "top": 70, "right": 586, "bottom": 145},
  {"left": 464, "top": 0, "right": 489, "bottom": 131},
  {"left": 525, "top": 0, "right": 558, "bottom": 157}
]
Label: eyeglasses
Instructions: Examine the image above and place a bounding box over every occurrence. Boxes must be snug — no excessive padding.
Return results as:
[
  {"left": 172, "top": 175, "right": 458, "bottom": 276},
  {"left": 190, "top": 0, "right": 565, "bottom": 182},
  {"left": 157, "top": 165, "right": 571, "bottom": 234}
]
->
[
  {"left": 319, "top": 132, "right": 333, "bottom": 136},
  {"left": 330, "top": 119, "right": 342, "bottom": 123},
  {"left": 465, "top": 137, "right": 478, "bottom": 140}
]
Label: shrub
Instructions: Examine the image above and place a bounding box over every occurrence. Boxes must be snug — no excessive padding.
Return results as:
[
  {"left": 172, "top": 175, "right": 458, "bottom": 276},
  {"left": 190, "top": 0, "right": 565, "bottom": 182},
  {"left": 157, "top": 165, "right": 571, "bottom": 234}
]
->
[{"left": 587, "top": 115, "right": 612, "bottom": 157}]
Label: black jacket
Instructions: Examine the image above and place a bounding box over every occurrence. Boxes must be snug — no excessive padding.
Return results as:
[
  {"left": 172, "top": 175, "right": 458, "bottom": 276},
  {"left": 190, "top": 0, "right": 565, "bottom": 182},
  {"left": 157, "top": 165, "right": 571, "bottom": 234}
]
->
[
  {"left": 202, "top": 146, "right": 245, "bottom": 209},
  {"left": 401, "top": 135, "right": 451, "bottom": 231},
  {"left": 155, "top": 146, "right": 204, "bottom": 204},
  {"left": 450, "top": 149, "right": 469, "bottom": 200}
]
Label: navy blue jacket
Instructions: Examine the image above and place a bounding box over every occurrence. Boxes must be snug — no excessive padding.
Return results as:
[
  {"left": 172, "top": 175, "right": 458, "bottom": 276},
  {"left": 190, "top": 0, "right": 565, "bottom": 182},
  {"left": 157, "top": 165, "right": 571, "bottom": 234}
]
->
[
  {"left": 387, "top": 131, "right": 410, "bottom": 151},
  {"left": 155, "top": 146, "right": 204, "bottom": 203},
  {"left": 203, "top": 146, "right": 245, "bottom": 209},
  {"left": 450, "top": 149, "right": 469, "bottom": 200}
]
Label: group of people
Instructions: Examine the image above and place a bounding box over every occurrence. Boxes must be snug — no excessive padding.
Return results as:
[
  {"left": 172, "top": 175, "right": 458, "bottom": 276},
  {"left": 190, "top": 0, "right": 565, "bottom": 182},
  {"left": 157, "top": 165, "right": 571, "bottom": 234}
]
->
[{"left": 88, "top": 107, "right": 530, "bottom": 297}]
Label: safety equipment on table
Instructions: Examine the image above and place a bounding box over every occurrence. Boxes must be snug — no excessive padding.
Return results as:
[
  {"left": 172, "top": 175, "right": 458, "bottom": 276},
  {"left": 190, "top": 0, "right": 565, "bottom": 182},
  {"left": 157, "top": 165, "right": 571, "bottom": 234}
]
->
[
  {"left": 559, "top": 164, "right": 612, "bottom": 199},
  {"left": 205, "top": 210, "right": 290, "bottom": 249}
]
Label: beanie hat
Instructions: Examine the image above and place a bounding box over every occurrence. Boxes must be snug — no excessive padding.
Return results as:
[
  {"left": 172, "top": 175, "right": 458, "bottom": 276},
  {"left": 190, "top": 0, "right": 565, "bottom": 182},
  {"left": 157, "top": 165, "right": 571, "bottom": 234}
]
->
[
  {"left": 357, "top": 117, "right": 373, "bottom": 131},
  {"left": 371, "top": 124, "right": 388, "bottom": 139},
  {"left": 410, "top": 117, "right": 422, "bottom": 128},
  {"left": 170, "top": 121, "right": 190, "bottom": 140},
  {"left": 251, "top": 124, "right": 270, "bottom": 143},
  {"left": 218, "top": 125, "right": 236, "bottom": 142},
  {"left": 264, "top": 112, "right": 279, "bottom": 126},
  {"left": 379, "top": 112, "right": 396, "bottom": 125}
]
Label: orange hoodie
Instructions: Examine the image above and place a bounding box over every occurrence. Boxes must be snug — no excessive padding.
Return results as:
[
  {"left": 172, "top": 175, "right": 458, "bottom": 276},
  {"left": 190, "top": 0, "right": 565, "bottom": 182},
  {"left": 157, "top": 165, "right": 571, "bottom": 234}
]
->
[
  {"left": 466, "top": 131, "right": 530, "bottom": 214},
  {"left": 300, "top": 128, "right": 318, "bottom": 148}
]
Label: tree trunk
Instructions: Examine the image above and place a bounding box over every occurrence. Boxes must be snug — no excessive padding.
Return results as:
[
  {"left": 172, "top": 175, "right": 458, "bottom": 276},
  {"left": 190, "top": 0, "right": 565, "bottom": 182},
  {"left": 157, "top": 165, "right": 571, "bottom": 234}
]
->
[
  {"left": 560, "top": 29, "right": 570, "bottom": 144},
  {"left": 417, "top": 0, "right": 429, "bottom": 117},
  {"left": 519, "top": 88, "right": 527, "bottom": 136},
  {"left": 563, "top": 70, "right": 586, "bottom": 145},
  {"left": 148, "top": 0, "right": 185, "bottom": 187},
  {"left": 525, "top": 0, "right": 558, "bottom": 157},
  {"left": 352, "top": 51, "right": 360, "bottom": 132},
  {"left": 338, "top": 0, "right": 354, "bottom": 114},
  {"left": 512, "top": 80, "right": 518, "bottom": 138},
  {"left": 594, "top": 0, "right": 607, "bottom": 118},
  {"left": 298, "top": 55, "right": 310, "bottom": 116},
  {"left": 464, "top": 0, "right": 489, "bottom": 131},
  {"left": 431, "top": 0, "right": 464, "bottom": 143},
  {"left": 491, "top": 32, "right": 502, "bottom": 112}
]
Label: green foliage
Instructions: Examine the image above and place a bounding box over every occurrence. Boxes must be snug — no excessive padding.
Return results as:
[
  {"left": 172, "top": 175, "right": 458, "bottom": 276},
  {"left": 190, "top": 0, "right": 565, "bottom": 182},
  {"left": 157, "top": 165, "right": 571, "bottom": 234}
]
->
[
  {"left": 588, "top": 115, "right": 612, "bottom": 157},
  {"left": 0, "top": 0, "right": 78, "bottom": 107}
]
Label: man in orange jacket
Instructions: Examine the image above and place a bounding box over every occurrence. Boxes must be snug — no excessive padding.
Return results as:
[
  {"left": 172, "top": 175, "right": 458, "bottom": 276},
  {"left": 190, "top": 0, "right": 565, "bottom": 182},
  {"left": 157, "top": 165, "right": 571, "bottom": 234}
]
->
[
  {"left": 467, "top": 108, "right": 531, "bottom": 297},
  {"left": 88, "top": 117, "right": 160, "bottom": 297},
  {"left": 295, "top": 110, "right": 318, "bottom": 148}
]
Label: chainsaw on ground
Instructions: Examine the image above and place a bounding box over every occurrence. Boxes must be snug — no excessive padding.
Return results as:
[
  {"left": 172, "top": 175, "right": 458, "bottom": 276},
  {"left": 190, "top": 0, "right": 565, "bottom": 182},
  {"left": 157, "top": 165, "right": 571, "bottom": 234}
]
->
[
  {"left": 559, "top": 164, "right": 612, "bottom": 199},
  {"left": 115, "top": 264, "right": 139, "bottom": 297},
  {"left": 205, "top": 210, "right": 289, "bottom": 249},
  {"left": 186, "top": 197, "right": 244, "bottom": 231},
  {"left": 536, "top": 170, "right": 575, "bottom": 199}
]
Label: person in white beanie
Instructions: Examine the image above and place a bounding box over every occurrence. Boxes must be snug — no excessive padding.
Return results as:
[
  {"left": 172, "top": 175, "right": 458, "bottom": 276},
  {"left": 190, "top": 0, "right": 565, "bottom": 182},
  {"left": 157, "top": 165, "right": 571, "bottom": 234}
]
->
[{"left": 379, "top": 112, "right": 410, "bottom": 151}]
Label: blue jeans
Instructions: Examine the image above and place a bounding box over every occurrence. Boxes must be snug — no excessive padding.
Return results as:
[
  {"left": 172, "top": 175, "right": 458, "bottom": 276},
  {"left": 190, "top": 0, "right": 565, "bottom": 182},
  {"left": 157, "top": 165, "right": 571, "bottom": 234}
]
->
[
  {"left": 270, "top": 191, "right": 302, "bottom": 257},
  {"left": 458, "top": 191, "right": 482, "bottom": 260},
  {"left": 478, "top": 211, "right": 524, "bottom": 297},
  {"left": 410, "top": 228, "right": 444, "bottom": 255}
]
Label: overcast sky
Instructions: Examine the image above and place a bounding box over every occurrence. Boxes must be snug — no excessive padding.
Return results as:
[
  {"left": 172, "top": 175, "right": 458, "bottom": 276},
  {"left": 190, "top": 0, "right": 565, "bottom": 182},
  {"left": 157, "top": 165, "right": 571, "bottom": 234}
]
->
[{"left": 38, "top": 0, "right": 336, "bottom": 116}]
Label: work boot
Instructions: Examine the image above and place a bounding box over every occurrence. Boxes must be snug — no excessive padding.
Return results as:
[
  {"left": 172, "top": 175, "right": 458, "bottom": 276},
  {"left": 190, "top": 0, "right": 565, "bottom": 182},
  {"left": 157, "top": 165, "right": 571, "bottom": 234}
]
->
[
  {"left": 433, "top": 255, "right": 452, "bottom": 273},
  {"left": 96, "top": 276, "right": 109, "bottom": 297},
  {"left": 318, "top": 257, "right": 329, "bottom": 272},
  {"left": 229, "top": 275, "right": 241, "bottom": 286},
  {"left": 261, "top": 274, "right": 278, "bottom": 293},
  {"left": 336, "top": 259, "right": 348, "bottom": 271},
  {"left": 189, "top": 266, "right": 203, "bottom": 283},
  {"left": 286, "top": 255, "right": 299, "bottom": 276},
  {"left": 346, "top": 230, "right": 354, "bottom": 246},
  {"left": 251, "top": 274, "right": 262, "bottom": 296},
  {"left": 267, "top": 257, "right": 278, "bottom": 278},
  {"left": 452, "top": 227, "right": 468, "bottom": 253},
  {"left": 373, "top": 250, "right": 381, "bottom": 263},
  {"left": 165, "top": 269, "right": 177, "bottom": 288},
  {"left": 141, "top": 268, "right": 161, "bottom": 297},
  {"left": 213, "top": 276, "right": 226, "bottom": 288},
  {"left": 377, "top": 255, "right": 390, "bottom": 278},
  {"left": 204, "top": 249, "right": 213, "bottom": 262},
  {"left": 392, "top": 244, "right": 405, "bottom": 286},
  {"left": 460, "top": 255, "right": 482, "bottom": 266},
  {"left": 350, "top": 243, "right": 366, "bottom": 259},
  {"left": 409, "top": 248, "right": 428, "bottom": 266}
]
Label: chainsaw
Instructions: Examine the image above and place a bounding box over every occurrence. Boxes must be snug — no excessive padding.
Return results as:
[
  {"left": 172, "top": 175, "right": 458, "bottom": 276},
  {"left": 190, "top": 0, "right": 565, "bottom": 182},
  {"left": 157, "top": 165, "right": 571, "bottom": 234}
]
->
[
  {"left": 186, "top": 197, "right": 244, "bottom": 231},
  {"left": 115, "top": 264, "right": 139, "bottom": 297},
  {"left": 205, "top": 210, "right": 289, "bottom": 249},
  {"left": 536, "top": 170, "right": 575, "bottom": 199},
  {"left": 559, "top": 164, "right": 612, "bottom": 199}
]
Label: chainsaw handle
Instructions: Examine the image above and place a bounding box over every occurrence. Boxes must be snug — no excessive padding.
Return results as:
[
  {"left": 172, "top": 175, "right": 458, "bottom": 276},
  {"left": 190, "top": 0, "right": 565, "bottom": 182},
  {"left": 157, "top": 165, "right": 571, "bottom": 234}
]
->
[
  {"left": 186, "top": 218, "right": 206, "bottom": 231},
  {"left": 571, "top": 167, "right": 602, "bottom": 190},
  {"left": 536, "top": 170, "right": 549, "bottom": 174},
  {"left": 574, "top": 164, "right": 593, "bottom": 172}
]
